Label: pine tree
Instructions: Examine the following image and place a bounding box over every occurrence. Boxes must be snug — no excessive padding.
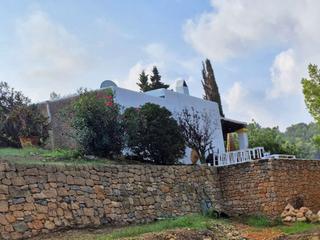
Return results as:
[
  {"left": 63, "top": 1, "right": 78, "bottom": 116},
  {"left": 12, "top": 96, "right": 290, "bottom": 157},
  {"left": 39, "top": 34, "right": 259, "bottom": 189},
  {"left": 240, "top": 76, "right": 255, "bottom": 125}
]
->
[
  {"left": 202, "top": 59, "right": 224, "bottom": 117},
  {"left": 149, "top": 66, "right": 169, "bottom": 90},
  {"left": 137, "top": 70, "right": 150, "bottom": 92}
]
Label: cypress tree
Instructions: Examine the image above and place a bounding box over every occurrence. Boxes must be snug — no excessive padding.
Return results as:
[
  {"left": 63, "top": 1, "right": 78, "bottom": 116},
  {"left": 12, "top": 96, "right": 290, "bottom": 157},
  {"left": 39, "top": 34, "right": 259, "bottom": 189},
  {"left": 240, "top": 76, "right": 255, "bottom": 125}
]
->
[
  {"left": 137, "top": 70, "right": 150, "bottom": 92},
  {"left": 150, "top": 66, "right": 169, "bottom": 90},
  {"left": 202, "top": 59, "right": 224, "bottom": 117}
]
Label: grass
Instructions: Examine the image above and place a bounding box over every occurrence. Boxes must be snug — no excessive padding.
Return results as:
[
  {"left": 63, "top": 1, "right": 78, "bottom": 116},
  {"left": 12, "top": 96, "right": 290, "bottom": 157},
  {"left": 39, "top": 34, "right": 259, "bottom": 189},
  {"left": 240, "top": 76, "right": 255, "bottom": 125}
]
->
[
  {"left": 98, "top": 214, "right": 216, "bottom": 240},
  {"left": 278, "top": 222, "right": 320, "bottom": 235},
  {"left": 244, "top": 215, "right": 274, "bottom": 228},
  {"left": 0, "top": 147, "right": 114, "bottom": 166},
  {"left": 0, "top": 147, "right": 146, "bottom": 166}
]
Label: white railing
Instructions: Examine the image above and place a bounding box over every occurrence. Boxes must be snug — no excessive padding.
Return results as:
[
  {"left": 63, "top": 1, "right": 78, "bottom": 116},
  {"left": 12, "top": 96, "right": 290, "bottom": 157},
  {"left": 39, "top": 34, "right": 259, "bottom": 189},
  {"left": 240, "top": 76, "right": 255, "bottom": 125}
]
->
[{"left": 210, "top": 147, "right": 265, "bottom": 166}]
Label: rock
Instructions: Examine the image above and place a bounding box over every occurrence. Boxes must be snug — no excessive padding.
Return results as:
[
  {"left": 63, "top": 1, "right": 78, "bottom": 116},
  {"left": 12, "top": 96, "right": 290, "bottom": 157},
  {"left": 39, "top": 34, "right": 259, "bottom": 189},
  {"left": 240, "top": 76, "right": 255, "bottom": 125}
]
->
[
  {"left": 0, "top": 185, "right": 8, "bottom": 194},
  {"left": 307, "top": 214, "right": 319, "bottom": 223},
  {"left": 300, "top": 207, "right": 310, "bottom": 214},
  {"left": 44, "top": 221, "right": 55, "bottom": 230},
  {"left": 0, "top": 201, "right": 8, "bottom": 212},
  {"left": 296, "top": 217, "right": 307, "bottom": 222},
  {"left": 283, "top": 216, "right": 293, "bottom": 222},
  {"left": 13, "top": 222, "right": 28, "bottom": 233},
  {"left": 281, "top": 203, "right": 295, "bottom": 218}
]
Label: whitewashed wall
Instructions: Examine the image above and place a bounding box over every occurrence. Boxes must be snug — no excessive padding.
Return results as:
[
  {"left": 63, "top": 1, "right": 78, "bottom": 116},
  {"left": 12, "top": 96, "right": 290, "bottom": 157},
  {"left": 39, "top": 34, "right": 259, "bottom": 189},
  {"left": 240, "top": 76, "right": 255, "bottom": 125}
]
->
[{"left": 112, "top": 87, "right": 225, "bottom": 164}]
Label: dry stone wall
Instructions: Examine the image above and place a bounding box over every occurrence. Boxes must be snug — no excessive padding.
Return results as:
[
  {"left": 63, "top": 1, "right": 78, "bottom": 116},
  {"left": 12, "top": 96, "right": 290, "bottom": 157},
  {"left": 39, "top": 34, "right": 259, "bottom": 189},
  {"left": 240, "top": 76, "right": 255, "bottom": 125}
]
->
[
  {"left": 0, "top": 159, "right": 320, "bottom": 239},
  {"left": 0, "top": 162, "right": 221, "bottom": 239},
  {"left": 218, "top": 159, "right": 320, "bottom": 217}
]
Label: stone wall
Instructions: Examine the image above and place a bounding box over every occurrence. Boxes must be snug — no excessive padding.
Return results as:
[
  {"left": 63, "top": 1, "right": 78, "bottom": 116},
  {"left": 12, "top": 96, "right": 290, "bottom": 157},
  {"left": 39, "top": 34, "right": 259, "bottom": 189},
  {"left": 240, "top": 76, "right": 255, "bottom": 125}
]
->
[
  {"left": 0, "top": 159, "right": 320, "bottom": 239},
  {"left": 38, "top": 97, "right": 78, "bottom": 150},
  {"left": 218, "top": 159, "right": 320, "bottom": 217},
  {"left": 0, "top": 162, "right": 221, "bottom": 239}
]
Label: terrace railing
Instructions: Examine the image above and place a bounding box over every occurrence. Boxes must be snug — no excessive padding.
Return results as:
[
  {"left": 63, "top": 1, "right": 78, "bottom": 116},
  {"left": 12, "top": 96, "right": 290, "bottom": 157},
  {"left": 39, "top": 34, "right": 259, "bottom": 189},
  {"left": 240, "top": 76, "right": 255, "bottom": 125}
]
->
[{"left": 209, "top": 147, "right": 265, "bottom": 166}]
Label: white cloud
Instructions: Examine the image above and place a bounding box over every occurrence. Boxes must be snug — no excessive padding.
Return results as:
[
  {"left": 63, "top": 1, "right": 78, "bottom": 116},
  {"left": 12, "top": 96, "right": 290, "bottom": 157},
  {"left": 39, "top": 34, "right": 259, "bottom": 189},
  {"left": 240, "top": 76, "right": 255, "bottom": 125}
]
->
[
  {"left": 269, "top": 49, "right": 300, "bottom": 98},
  {"left": 184, "top": 0, "right": 320, "bottom": 128},
  {"left": 121, "top": 62, "right": 157, "bottom": 91},
  {"left": 225, "top": 82, "right": 283, "bottom": 128},
  {"left": 8, "top": 10, "right": 94, "bottom": 101},
  {"left": 184, "top": 0, "right": 320, "bottom": 99},
  {"left": 184, "top": 0, "right": 302, "bottom": 62}
]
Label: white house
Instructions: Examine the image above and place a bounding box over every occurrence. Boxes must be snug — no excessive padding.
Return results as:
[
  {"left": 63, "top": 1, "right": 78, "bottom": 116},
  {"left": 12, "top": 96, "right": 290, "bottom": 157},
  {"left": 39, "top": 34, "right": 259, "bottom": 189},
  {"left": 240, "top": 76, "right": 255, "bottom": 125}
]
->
[{"left": 39, "top": 80, "right": 264, "bottom": 165}]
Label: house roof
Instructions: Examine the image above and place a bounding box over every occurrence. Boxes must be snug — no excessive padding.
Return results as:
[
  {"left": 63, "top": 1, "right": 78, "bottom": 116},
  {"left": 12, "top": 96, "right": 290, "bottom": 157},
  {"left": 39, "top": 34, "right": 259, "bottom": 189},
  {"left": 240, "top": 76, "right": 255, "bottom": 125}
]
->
[{"left": 221, "top": 117, "right": 247, "bottom": 140}]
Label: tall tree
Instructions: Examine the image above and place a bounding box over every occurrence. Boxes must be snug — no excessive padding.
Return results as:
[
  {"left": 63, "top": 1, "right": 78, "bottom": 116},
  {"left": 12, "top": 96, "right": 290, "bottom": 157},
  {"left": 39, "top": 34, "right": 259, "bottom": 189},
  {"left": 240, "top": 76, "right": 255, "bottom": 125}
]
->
[
  {"left": 302, "top": 64, "right": 320, "bottom": 123},
  {"left": 149, "top": 66, "right": 169, "bottom": 90},
  {"left": 202, "top": 59, "right": 224, "bottom": 117},
  {"left": 137, "top": 70, "right": 150, "bottom": 92}
]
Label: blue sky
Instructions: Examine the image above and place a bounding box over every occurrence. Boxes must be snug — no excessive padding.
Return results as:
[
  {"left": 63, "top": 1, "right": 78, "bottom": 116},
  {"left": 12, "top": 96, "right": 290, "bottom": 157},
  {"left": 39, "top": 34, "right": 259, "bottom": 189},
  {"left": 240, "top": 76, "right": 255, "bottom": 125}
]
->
[{"left": 0, "top": 0, "right": 317, "bottom": 130}]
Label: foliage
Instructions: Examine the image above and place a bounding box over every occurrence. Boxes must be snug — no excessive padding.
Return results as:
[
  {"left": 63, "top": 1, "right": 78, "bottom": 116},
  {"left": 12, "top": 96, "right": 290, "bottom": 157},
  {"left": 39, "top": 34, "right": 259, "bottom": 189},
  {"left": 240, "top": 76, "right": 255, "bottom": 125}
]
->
[
  {"left": 123, "top": 103, "right": 185, "bottom": 165},
  {"left": 137, "top": 70, "right": 150, "bottom": 92},
  {"left": 69, "top": 89, "right": 124, "bottom": 158},
  {"left": 7, "top": 104, "right": 49, "bottom": 138},
  {"left": 247, "top": 120, "right": 320, "bottom": 158},
  {"left": 284, "top": 122, "right": 320, "bottom": 159},
  {"left": 0, "top": 82, "right": 48, "bottom": 147},
  {"left": 302, "top": 64, "right": 320, "bottom": 123},
  {"left": 100, "top": 214, "right": 211, "bottom": 240},
  {"left": 247, "top": 121, "right": 298, "bottom": 155},
  {"left": 149, "top": 66, "right": 169, "bottom": 90},
  {"left": 178, "top": 107, "right": 215, "bottom": 164},
  {"left": 202, "top": 59, "right": 224, "bottom": 117},
  {"left": 245, "top": 215, "right": 273, "bottom": 228},
  {"left": 50, "top": 91, "right": 61, "bottom": 101}
]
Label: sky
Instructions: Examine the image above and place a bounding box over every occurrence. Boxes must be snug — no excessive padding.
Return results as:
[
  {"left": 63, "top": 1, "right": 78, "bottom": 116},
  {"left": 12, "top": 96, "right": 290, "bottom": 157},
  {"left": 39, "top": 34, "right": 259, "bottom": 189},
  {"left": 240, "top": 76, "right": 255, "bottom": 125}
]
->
[{"left": 0, "top": 0, "right": 318, "bottom": 130}]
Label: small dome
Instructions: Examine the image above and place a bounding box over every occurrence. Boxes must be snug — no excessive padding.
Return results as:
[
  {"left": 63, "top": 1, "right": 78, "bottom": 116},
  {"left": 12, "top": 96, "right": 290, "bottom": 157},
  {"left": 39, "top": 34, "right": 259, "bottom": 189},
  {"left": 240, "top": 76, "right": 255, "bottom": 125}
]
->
[{"left": 100, "top": 80, "right": 117, "bottom": 89}]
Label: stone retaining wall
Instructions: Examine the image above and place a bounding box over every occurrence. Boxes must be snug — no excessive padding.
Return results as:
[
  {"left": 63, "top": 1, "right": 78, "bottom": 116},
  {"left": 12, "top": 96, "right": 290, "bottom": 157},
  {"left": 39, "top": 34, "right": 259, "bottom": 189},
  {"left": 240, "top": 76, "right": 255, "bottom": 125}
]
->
[
  {"left": 0, "top": 163, "right": 221, "bottom": 239},
  {"left": 218, "top": 159, "right": 320, "bottom": 217},
  {"left": 0, "top": 159, "right": 320, "bottom": 239}
]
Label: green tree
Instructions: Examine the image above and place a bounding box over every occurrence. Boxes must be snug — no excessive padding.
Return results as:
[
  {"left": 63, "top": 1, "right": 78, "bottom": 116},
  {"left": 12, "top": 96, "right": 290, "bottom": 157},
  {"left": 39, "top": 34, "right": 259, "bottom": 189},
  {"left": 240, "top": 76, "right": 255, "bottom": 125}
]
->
[
  {"left": 202, "top": 59, "right": 224, "bottom": 117},
  {"left": 123, "top": 103, "right": 185, "bottom": 164},
  {"left": 137, "top": 70, "right": 150, "bottom": 92},
  {"left": 284, "top": 122, "right": 320, "bottom": 159},
  {"left": 69, "top": 89, "right": 124, "bottom": 158},
  {"left": 302, "top": 64, "right": 320, "bottom": 123},
  {"left": 149, "top": 66, "right": 169, "bottom": 90},
  {"left": 247, "top": 121, "right": 297, "bottom": 155},
  {"left": 0, "top": 82, "right": 32, "bottom": 147}
]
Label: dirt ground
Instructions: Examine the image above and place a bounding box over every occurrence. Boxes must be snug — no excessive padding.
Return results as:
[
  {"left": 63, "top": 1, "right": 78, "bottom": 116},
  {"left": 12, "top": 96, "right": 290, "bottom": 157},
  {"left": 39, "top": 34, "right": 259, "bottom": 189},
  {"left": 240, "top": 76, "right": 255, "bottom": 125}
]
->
[{"left": 32, "top": 223, "right": 286, "bottom": 240}]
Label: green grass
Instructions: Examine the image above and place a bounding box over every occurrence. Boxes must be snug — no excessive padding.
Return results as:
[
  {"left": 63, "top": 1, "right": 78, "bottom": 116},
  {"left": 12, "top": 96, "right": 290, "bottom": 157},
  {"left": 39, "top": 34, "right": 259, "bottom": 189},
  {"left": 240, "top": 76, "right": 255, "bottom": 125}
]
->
[
  {"left": 0, "top": 147, "right": 145, "bottom": 166},
  {"left": 0, "top": 147, "right": 49, "bottom": 157},
  {"left": 0, "top": 147, "right": 113, "bottom": 166},
  {"left": 98, "top": 214, "right": 214, "bottom": 240},
  {"left": 245, "top": 215, "right": 273, "bottom": 228},
  {"left": 278, "top": 222, "right": 320, "bottom": 235}
]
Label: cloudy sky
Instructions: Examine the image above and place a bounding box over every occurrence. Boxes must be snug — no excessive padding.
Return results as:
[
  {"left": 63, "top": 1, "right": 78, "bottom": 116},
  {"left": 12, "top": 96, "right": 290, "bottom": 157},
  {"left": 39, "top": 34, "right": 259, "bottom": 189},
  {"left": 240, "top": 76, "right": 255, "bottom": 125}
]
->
[{"left": 0, "top": 0, "right": 317, "bottom": 130}]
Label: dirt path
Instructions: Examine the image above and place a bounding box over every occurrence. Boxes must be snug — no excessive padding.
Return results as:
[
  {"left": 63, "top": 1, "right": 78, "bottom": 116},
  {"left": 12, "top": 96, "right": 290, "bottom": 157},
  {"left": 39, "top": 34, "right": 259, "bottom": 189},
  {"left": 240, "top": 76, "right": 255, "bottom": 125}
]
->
[{"left": 235, "top": 224, "right": 284, "bottom": 240}]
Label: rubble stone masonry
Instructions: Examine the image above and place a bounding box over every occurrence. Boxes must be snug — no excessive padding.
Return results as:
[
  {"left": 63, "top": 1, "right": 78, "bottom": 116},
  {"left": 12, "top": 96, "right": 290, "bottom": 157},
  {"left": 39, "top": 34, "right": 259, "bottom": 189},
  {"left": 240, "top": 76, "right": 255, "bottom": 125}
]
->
[{"left": 0, "top": 159, "right": 319, "bottom": 239}]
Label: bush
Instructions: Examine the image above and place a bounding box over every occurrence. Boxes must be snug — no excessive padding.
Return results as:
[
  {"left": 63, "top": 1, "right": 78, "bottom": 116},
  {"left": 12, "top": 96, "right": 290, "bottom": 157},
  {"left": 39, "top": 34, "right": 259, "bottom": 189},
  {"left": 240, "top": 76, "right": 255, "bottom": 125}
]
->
[
  {"left": 70, "top": 89, "right": 124, "bottom": 158},
  {"left": 123, "top": 103, "right": 185, "bottom": 164},
  {"left": 0, "top": 82, "right": 48, "bottom": 147}
]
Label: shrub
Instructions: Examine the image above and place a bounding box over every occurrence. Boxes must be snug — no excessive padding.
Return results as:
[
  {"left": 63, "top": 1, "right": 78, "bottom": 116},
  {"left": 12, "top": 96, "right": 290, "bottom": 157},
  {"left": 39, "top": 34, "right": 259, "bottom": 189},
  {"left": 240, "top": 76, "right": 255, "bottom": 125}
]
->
[
  {"left": 70, "top": 89, "right": 124, "bottom": 158},
  {"left": 123, "top": 103, "right": 185, "bottom": 164},
  {"left": 0, "top": 82, "right": 48, "bottom": 147}
]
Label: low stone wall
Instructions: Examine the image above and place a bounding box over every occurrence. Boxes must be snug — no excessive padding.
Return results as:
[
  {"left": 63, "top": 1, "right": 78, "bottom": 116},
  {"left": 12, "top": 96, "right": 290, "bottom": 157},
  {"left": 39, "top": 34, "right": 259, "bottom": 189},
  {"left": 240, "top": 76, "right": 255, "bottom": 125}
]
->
[
  {"left": 0, "top": 162, "right": 221, "bottom": 239},
  {"left": 0, "top": 159, "right": 320, "bottom": 239},
  {"left": 218, "top": 159, "right": 320, "bottom": 217}
]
